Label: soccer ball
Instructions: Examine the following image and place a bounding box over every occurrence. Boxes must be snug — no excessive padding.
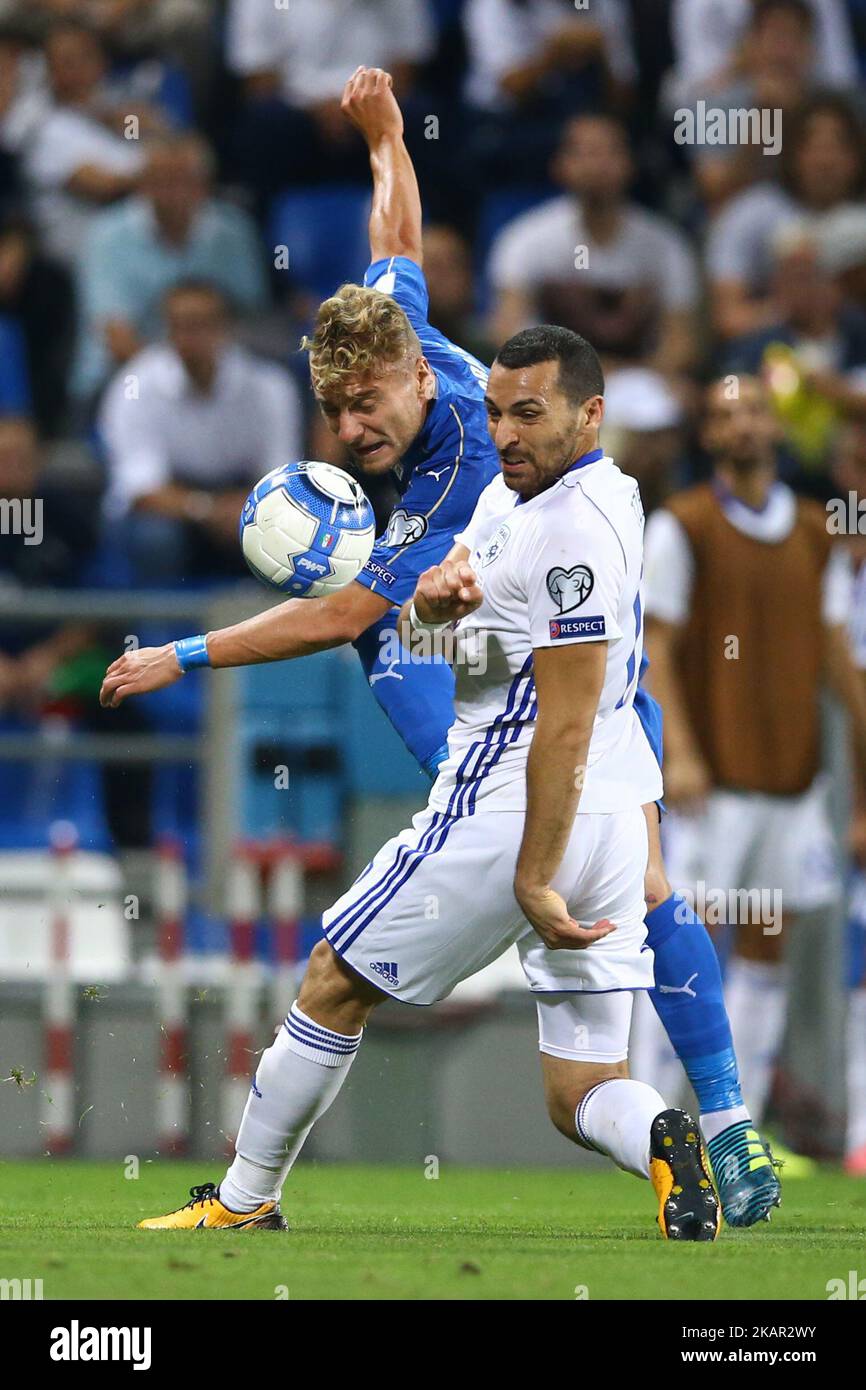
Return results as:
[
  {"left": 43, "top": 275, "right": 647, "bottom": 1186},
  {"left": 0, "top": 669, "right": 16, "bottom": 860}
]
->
[{"left": 239, "top": 461, "right": 376, "bottom": 597}]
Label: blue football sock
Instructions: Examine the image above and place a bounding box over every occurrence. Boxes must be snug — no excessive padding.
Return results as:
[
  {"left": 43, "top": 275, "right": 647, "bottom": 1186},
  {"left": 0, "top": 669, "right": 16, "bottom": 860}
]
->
[{"left": 645, "top": 893, "right": 745, "bottom": 1116}]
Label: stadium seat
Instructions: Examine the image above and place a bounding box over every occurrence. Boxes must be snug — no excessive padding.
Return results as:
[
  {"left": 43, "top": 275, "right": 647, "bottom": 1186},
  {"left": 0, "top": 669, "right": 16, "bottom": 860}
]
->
[
  {"left": 269, "top": 186, "right": 372, "bottom": 301},
  {"left": 237, "top": 653, "right": 347, "bottom": 843}
]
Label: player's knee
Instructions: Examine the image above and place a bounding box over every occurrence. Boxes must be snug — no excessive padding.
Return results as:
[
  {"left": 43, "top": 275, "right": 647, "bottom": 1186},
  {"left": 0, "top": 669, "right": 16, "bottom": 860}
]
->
[
  {"left": 544, "top": 1063, "right": 627, "bottom": 1142},
  {"left": 298, "top": 940, "right": 383, "bottom": 1020}
]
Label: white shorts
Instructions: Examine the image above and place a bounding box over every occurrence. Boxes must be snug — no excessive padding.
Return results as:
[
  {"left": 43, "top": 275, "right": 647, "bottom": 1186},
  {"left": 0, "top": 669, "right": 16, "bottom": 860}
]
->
[
  {"left": 536, "top": 991, "right": 635, "bottom": 1062},
  {"left": 662, "top": 778, "right": 840, "bottom": 915},
  {"left": 322, "top": 803, "right": 654, "bottom": 1006}
]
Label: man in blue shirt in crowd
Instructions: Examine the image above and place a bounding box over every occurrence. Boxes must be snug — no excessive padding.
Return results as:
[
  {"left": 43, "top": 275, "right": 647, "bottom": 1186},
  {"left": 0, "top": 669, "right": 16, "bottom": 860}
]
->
[{"left": 100, "top": 67, "right": 779, "bottom": 1228}]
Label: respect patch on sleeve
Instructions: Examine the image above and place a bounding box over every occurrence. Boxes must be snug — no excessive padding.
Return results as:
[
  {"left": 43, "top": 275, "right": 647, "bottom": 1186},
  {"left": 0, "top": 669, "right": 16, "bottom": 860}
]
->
[
  {"left": 360, "top": 559, "right": 398, "bottom": 589},
  {"left": 548, "top": 615, "right": 606, "bottom": 640}
]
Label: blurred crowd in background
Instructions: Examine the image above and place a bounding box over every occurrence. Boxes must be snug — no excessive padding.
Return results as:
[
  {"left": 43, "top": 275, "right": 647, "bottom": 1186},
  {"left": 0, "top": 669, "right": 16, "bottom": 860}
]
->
[{"left": 0, "top": 0, "right": 865, "bottom": 845}]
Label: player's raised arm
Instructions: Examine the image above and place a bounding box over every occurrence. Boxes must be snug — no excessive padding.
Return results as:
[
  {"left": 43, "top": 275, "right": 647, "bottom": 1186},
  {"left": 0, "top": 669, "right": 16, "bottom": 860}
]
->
[
  {"left": 341, "top": 66, "right": 423, "bottom": 266},
  {"left": 98, "top": 582, "right": 392, "bottom": 709}
]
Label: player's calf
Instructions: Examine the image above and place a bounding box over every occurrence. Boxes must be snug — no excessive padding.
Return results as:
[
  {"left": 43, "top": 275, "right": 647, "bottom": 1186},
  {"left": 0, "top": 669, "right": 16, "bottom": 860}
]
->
[
  {"left": 537, "top": 998, "right": 720, "bottom": 1240},
  {"left": 542, "top": 1055, "right": 628, "bottom": 1145},
  {"left": 137, "top": 948, "right": 385, "bottom": 1232},
  {"left": 298, "top": 939, "right": 386, "bottom": 1035}
]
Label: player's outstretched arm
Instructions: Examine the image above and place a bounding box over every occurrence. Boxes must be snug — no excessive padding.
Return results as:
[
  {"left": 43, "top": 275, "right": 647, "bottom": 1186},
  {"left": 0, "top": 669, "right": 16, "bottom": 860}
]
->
[
  {"left": 515, "top": 641, "right": 616, "bottom": 952},
  {"left": 98, "top": 582, "right": 392, "bottom": 709},
  {"left": 341, "top": 66, "right": 423, "bottom": 266}
]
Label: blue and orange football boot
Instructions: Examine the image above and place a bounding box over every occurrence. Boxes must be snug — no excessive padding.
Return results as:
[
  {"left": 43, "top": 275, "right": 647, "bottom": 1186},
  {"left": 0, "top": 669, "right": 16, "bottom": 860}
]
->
[
  {"left": 650, "top": 1108, "right": 721, "bottom": 1241},
  {"left": 706, "top": 1124, "right": 783, "bottom": 1227},
  {"left": 137, "top": 1182, "right": 287, "bottom": 1231}
]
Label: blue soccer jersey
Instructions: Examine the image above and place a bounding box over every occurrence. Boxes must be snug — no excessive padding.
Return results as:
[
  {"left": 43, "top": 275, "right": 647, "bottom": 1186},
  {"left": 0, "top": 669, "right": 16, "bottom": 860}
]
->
[
  {"left": 349, "top": 254, "right": 664, "bottom": 779},
  {"left": 351, "top": 256, "right": 498, "bottom": 772},
  {"left": 354, "top": 256, "right": 499, "bottom": 604}
]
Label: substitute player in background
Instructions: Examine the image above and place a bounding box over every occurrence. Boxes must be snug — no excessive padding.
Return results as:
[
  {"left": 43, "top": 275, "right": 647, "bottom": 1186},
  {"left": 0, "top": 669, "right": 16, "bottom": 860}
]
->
[
  {"left": 641, "top": 378, "right": 866, "bottom": 1162},
  {"left": 100, "top": 68, "right": 777, "bottom": 1225},
  {"left": 137, "top": 327, "right": 721, "bottom": 1241},
  {"left": 830, "top": 421, "right": 866, "bottom": 1176}
]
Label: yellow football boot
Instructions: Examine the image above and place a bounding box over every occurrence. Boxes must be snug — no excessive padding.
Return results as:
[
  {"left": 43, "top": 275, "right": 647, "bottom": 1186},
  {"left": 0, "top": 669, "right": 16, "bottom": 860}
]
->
[
  {"left": 138, "top": 1182, "right": 287, "bottom": 1231},
  {"left": 650, "top": 1109, "right": 721, "bottom": 1241}
]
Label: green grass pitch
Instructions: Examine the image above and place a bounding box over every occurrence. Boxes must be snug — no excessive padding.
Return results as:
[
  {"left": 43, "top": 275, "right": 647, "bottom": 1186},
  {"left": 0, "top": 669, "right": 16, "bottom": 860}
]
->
[{"left": 2, "top": 1159, "right": 865, "bottom": 1301}]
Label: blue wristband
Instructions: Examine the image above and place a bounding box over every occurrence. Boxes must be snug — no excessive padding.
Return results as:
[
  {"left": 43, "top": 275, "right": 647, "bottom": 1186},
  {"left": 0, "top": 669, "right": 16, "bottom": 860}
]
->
[{"left": 174, "top": 634, "right": 211, "bottom": 672}]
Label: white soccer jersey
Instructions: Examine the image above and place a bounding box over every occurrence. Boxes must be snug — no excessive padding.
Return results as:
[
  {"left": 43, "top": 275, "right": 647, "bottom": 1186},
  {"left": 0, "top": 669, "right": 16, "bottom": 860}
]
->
[{"left": 428, "top": 451, "right": 663, "bottom": 816}]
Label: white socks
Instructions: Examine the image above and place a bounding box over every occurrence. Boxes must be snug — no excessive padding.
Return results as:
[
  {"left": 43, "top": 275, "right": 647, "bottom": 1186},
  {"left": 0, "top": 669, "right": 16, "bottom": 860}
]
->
[
  {"left": 700, "top": 1104, "right": 751, "bottom": 1145},
  {"left": 576, "top": 1077, "right": 667, "bottom": 1179},
  {"left": 724, "top": 957, "right": 788, "bottom": 1125},
  {"left": 846, "top": 989, "right": 866, "bottom": 1154},
  {"left": 220, "top": 1001, "right": 362, "bottom": 1212}
]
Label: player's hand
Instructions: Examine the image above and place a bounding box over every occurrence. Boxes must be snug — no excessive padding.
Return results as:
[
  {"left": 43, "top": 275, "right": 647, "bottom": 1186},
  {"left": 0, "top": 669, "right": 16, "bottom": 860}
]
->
[
  {"left": 99, "top": 644, "right": 183, "bottom": 709},
  {"left": 414, "top": 561, "right": 483, "bottom": 625},
  {"left": 516, "top": 881, "right": 617, "bottom": 951},
  {"left": 663, "top": 749, "right": 711, "bottom": 813},
  {"left": 340, "top": 66, "right": 403, "bottom": 145}
]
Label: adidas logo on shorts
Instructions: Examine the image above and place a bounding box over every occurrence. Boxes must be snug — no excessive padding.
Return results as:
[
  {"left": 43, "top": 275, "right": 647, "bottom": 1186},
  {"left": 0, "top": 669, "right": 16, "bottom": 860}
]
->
[{"left": 369, "top": 960, "right": 399, "bottom": 987}]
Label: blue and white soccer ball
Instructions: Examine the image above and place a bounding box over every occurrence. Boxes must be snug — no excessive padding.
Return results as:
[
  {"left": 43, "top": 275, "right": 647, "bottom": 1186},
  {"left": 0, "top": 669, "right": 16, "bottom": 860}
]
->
[{"left": 240, "top": 461, "right": 376, "bottom": 597}]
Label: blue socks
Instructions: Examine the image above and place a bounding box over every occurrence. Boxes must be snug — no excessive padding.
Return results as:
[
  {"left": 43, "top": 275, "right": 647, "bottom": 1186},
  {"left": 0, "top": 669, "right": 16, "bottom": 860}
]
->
[{"left": 645, "top": 893, "right": 744, "bottom": 1116}]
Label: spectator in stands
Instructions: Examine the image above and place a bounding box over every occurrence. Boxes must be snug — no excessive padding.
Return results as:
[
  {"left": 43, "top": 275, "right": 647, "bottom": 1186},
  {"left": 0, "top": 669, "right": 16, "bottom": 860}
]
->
[
  {"left": 640, "top": 374, "right": 863, "bottom": 1133},
  {"left": 422, "top": 223, "right": 494, "bottom": 367},
  {"left": 601, "top": 366, "right": 687, "bottom": 517},
  {"left": 0, "top": 212, "right": 74, "bottom": 437},
  {"left": 488, "top": 114, "right": 699, "bottom": 378},
  {"left": 225, "top": 0, "right": 434, "bottom": 209},
  {"left": 463, "top": 0, "right": 636, "bottom": 181},
  {"left": 677, "top": 0, "right": 819, "bottom": 212},
  {"left": 0, "top": 411, "right": 153, "bottom": 845},
  {"left": 707, "top": 92, "right": 866, "bottom": 340},
  {"left": 100, "top": 279, "right": 302, "bottom": 583},
  {"left": 0, "top": 21, "right": 50, "bottom": 182},
  {"left": 664, "top": 0, "right": 858, "bottom": 110},
  {"left": 724, "top": 225, "right": 866, "bottom": 494},
  {"left": 74, "top": 132, "right": 268, "bottom": 405},
  {"left": 831, "top": 418, "right": 866, "bottom": 1174},
  {"left": 0, "top": 0, "right": 209, "bottom": 127},
  {"left": 92, "top": 0, "right": 213, "bottom": 119},
  {"left": 19, "top": 20, "right": 151, "bottom": 263},
  {"left": 0, "top": 416, "right": 98, "bottom": 706},
  {"left": 822, "top": 202, "right": 866, "bottom": 314}
]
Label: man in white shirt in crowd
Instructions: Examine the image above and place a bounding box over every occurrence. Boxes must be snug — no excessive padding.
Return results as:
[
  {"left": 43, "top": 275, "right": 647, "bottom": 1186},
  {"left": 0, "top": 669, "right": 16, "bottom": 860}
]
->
[
  {"left": 463, "top": 0, "right": 636, "bottom": 114},
  {"left": 706, "top": 93, "right": 866, "bottom": 341},
  {"left": 225, "top": 0, "right": 434, "bottom": 203},
  {"left": 664, "top": 0, "right": 858, "bottom": 111},
  {"left": 462, "top": 0, "right": 636, "bottom": 186},
  {"left": 74, "top": 132, "right": 268, "bottom": 403},
  {"left": 100, "top": 279, "right": 302, "bottom": 582},
  {"left": 20, "top": 20, "right": 157, "bottom": 264},
  {"left": 487, "top": 114, "right": 699, "bottom": 380}
]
